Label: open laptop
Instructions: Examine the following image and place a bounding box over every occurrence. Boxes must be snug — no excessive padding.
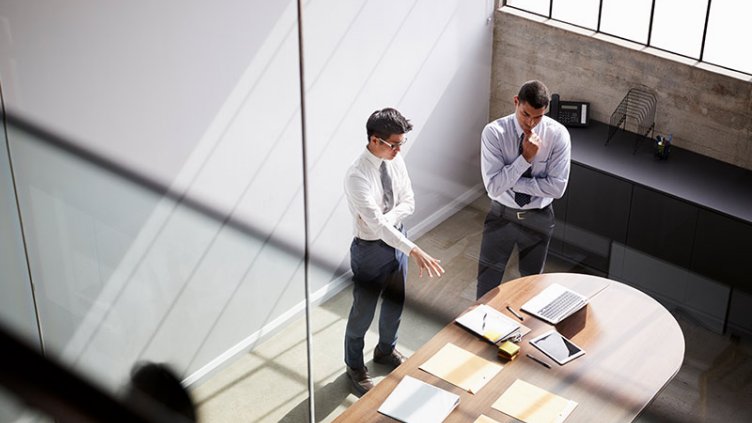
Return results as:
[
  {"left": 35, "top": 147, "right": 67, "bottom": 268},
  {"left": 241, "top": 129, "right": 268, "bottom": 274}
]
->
[{"left": 521, "top": 283, "right": 588, "bottom": 325}]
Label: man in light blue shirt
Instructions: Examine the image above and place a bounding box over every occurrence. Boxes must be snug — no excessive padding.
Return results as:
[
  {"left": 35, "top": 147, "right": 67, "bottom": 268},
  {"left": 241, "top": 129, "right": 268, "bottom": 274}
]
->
[{"left": 477, "top": 80, "right": 571, "bottom": 299}]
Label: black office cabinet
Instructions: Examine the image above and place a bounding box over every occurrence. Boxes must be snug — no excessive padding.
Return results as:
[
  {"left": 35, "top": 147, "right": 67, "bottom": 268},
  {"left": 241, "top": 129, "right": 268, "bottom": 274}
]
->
[
  {"left": 626, "top": 186, "right": 699, "bottom": 268},
  {"left": 691, "top": 210, "right": 752, "bottom": 293},
  {"left": 549, "top": 190, "right": 568, "bottom": 254},
  {"left": 561, "top": 164, "right": 632, "bottom": 272}
]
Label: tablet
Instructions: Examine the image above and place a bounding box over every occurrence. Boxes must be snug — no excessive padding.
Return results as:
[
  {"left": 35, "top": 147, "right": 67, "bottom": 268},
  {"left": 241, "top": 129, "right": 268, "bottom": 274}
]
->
[{"left": 529, "top": 330, "right": 585, "bottom": 365}]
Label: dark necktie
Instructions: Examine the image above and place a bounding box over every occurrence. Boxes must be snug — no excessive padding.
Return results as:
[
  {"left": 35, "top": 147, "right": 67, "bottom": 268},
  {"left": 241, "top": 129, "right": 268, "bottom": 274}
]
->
[
  {"left": 380, "top": 161, "right": 394, "bottom": 212},
  {"left": 515, "top": 133, "right": 533, "bottom": 207}
]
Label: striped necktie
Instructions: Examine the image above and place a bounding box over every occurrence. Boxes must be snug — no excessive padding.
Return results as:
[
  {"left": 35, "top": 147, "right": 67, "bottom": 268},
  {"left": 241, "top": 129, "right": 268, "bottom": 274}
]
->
[
  {"left": 380, "top": 161, "right": 394, "bottom": 212},
  {"left": 515, "top": 133, "right": 533, "bottom": 207}
]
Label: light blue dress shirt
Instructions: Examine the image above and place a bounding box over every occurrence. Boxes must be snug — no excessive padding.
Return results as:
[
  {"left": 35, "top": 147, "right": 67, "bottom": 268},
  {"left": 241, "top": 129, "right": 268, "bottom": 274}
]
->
[{"left": 481, "top": 114, "right": 571, "bottom": 210}]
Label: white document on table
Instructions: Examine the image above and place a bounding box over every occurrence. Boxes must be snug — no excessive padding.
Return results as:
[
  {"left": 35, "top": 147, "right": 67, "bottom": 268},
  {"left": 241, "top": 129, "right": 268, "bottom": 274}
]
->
[
  {"left": 419, "top": 343, "right": 503, "bottom": 394},
  {"left": 378, "top": 375, "right": 460, "bottom": 423},
  {"left": 492, "top": 379, "right": 577, "bottom": 423}
]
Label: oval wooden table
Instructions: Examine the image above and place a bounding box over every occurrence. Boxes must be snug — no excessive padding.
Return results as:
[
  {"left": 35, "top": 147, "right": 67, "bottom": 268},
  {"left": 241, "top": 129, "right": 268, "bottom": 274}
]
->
[{"left": 333, "top": 273, "right": 685, "bottom": 422}]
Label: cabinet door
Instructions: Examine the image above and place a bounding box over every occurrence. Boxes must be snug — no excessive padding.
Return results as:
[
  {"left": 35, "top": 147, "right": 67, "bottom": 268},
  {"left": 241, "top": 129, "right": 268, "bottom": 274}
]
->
[
  {"left": 626, "top": 186, "right": 698, "bottom": 268},
  {"left": 562, "top": 164, "right": 632, "bottom": 272},
  {"left": 549, "top": 189, "right": 568, "bottom": 254},
  {"left": 691, "top": 210, "right": 752, "bottom": 293}
]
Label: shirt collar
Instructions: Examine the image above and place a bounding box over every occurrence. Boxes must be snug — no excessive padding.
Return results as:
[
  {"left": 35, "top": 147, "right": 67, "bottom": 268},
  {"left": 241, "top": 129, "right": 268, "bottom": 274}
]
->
[
  {"left": 362, "top": 147, "right": 384, "bottom": 168},
  {"left": 511, "top": 115, "right": 524, "bottom": 139}
]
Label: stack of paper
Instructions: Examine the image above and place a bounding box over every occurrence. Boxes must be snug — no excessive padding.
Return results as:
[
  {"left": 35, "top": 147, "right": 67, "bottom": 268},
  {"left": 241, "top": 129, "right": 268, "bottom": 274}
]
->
[
  {"left": 455, "top": 304, "right": 520, "bottom": 343},
  {"left": 377, "top": 375, "right": 460, "bottom": 423},
  {"left": 419, "top": 343, "right": 503, "bottom": 394},
  {"left": 492, "top": 379, "right": 578, "bottom": 423}
]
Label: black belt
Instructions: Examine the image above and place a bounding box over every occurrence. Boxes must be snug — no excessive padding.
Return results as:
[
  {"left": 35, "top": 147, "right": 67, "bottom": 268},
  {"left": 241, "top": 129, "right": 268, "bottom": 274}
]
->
[
  {"left": 354, "top": 237, "right": 384, "bottom": 245},
  {"left": 492, "top": 200, "right": 551, "bottom": 220}
]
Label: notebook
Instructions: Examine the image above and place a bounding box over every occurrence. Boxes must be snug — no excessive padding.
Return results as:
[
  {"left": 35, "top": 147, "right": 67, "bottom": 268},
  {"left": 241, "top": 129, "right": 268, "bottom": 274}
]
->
[
  {"left": 520, "top": 284, "right": 587, "bottom": 325},
  {"left": 378, "top": 375, "right": 460, "bottom": 423},
  {"left": 455, "top": 304, "right": 521, "bottom": 343}
]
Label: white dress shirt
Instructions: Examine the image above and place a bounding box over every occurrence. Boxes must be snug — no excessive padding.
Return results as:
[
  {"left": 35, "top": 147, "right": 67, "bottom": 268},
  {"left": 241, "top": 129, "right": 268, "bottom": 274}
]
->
[
  {"left": 344, "top": 148, "right": 416, "bottom": 255},
  {"left": 481, "top": 114, "right": 571, "bottom": 209}
]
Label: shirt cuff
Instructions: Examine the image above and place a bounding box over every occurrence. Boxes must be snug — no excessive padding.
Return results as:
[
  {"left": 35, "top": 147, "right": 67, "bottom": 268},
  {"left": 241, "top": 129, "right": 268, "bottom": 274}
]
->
[
  {"left": 514, "top": 155, "right": 531, "bottom": 172},
  {"left": 396, "top": 238, "right": 416, "bottom": 256}
]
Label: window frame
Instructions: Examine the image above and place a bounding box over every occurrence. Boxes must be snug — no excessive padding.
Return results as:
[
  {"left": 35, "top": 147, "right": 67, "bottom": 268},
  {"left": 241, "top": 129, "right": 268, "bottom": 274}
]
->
[{"left": 500, "top": 0, "right": 750, "bottom": 76}]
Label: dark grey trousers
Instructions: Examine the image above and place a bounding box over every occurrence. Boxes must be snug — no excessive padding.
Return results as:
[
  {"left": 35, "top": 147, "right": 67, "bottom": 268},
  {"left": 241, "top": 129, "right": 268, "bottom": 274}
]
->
[
  {"left": 344, "top": 231, "right": 408, "bottom": 369},
  {"left": 476, "top": 201, "right": 555, "bottom": 299}
]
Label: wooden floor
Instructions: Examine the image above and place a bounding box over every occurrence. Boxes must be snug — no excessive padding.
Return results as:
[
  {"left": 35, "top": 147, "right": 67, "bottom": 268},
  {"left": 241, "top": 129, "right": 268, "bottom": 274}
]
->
[{"left": 195, "top": 196, "right": 752, "bottom": 423}]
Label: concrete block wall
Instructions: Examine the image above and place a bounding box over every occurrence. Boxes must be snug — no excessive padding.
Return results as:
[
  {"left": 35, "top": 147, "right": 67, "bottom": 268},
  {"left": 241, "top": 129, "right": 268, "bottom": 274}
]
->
[{"left": 490, "top": 8, "right": 752, "bottom": 171}]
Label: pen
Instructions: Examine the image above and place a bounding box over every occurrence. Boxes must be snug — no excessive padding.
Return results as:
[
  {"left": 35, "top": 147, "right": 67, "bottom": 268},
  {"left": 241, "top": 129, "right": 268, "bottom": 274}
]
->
[
  {"left": 482, "top": 312, "right": 487, "bottom": 331},
  {"left": 506, "top": 305, "right": 524, "bottom": 321},
  {"left": 526, "top": 353, "right": 551, "bottom": 369}
]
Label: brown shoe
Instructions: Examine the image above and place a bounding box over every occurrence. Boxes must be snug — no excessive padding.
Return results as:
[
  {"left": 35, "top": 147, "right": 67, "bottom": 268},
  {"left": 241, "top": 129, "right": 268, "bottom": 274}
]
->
[
  {"left": 373, "top": 347, "right": 407, "bottom": 368},
  {"left": 346, "top": 366, "right": 374, "bottom": 396}
]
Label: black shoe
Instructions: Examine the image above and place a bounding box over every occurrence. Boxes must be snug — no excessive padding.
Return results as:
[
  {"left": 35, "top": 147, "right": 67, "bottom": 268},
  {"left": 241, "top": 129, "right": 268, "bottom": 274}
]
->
[
  {"left": 373, "top": 347, "right": 407, "bottom": 368},
  {"left": 346, "top": 366, "right": 374, "bottom": 396}
]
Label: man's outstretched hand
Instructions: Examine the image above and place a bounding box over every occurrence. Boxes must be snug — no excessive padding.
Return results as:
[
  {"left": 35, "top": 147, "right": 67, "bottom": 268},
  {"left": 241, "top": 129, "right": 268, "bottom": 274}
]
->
[{"left": 409, "top": 246, "right": 445, "bottom": 278}]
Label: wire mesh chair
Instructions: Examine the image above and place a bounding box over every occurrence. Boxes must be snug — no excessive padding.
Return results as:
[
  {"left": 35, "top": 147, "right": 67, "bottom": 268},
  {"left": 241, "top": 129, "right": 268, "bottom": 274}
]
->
[{"left": 606, "top": 86, "right": 657, "bottom": 153}]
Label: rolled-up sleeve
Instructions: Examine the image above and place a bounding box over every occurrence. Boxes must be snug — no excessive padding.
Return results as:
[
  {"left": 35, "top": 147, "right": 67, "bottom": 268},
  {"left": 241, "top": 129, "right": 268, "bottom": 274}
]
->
[{"left": 383, "top": 155, "right": 415, "bottom": 227}]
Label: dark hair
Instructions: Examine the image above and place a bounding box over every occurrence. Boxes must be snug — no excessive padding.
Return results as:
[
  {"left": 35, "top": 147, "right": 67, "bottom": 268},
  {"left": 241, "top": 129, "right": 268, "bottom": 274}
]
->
[
  {"left": 517, "top": 80, "right": 550, "bottom": 109},
  {"left": 365, "top": 108, "right": 413, "bottom": 141},
  {"left": 125, "top": 362, "right": 197, "bottom": 422}
]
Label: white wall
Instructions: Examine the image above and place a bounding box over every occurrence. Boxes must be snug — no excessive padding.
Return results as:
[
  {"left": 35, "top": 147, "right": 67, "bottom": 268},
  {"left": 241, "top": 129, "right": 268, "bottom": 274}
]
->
[
  {"left": 303, "top": 0, "right": 493, "bottom": 281},
  {"left": 0, "top": 0, "right": 492, "bottom": 395}
]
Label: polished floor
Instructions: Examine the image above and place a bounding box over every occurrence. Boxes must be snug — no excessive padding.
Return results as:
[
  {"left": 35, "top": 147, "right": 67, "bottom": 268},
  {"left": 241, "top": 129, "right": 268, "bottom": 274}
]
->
[{"left": 193, "top": 196, "right": 752, "bottom": 422}]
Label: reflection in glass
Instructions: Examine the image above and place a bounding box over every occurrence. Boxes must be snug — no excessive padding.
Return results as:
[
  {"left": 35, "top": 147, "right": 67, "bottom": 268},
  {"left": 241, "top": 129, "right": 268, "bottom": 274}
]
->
[
  {"left": 0, "top": 387, "right": 51, "bottom": 423},
  {"left": 1, "top": 107, "right": 41, "bottom": 351},
  {"left": 6, "top": 79, "right": 308, "bottom": 420}
]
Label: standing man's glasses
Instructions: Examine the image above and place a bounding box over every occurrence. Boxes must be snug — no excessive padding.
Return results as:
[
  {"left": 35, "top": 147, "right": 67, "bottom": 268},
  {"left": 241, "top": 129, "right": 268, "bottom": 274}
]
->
[{"left": 377, "top": 137, "right": 408, "bottom": 150}]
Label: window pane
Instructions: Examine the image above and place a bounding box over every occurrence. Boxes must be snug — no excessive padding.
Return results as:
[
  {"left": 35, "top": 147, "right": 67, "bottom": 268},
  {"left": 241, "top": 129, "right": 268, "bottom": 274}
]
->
[
  {"left": 651, "top": 0, "right": 707, "bottom": 58},
  {"left": 704, "top": 0, "right": 752, "bottom": 74},
  {"left": 507, "top": 0, "right": 551, "bottom": 17},
  {"left": 600, "top": 0, "right": 653, "bottom": 44},
  {"left": 552, "top": 0, "right": 600, "bottom": 30}
]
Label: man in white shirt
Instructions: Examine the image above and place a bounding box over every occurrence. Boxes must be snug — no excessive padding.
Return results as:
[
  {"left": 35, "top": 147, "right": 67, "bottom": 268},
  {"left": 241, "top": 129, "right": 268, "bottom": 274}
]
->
[
  {"left": 343, "top": 108, "right": 445, "bottom": 395},
  {"left": 477, "top": 80, "right": 571, "bottom": 299}
]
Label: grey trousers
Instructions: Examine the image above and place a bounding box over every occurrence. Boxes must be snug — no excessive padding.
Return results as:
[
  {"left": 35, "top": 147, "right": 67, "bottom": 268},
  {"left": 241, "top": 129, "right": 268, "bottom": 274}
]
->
[
  {"left": 476, "top": 201, "right": 555, "bottom": 299},
  {"left": 344, "top": 233, "right": 408, "bottom": 369}
]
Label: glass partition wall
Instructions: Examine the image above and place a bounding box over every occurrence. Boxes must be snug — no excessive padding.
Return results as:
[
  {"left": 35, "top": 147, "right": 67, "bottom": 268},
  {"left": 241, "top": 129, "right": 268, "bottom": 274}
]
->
[
  {"left": 0, "top": 0, "right": 312, "bottom": 420},
  {"left": 0, "top": 1, "right": 494, "bottom": 421},
  {"left": 3, "top": 74, "right": 312, "bottom": 423},
  {"left": 3, "top": 1, "right": 749, "bottom": 422}
]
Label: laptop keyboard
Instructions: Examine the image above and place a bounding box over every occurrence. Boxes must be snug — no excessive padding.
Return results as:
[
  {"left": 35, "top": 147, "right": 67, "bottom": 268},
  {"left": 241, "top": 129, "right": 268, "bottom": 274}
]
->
[{"left": 538, "top": 290, "right": 585, "bottom": 321}]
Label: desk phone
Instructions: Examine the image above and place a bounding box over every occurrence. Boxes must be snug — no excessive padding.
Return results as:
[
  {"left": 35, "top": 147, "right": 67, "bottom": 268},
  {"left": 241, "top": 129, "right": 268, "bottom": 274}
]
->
[{"left": 549, "top": 93, "right": 590, "bottom": 127}]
